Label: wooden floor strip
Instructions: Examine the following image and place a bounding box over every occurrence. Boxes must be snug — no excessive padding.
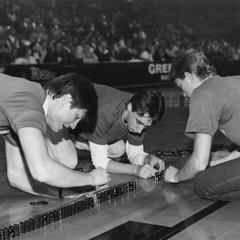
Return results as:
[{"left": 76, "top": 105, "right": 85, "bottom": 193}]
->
[
  {"left": 148, "top": 201, "right": 229, "bottom": 240},
  {"left": 90, "top": 201, "right": 229, "bottom": 240}
]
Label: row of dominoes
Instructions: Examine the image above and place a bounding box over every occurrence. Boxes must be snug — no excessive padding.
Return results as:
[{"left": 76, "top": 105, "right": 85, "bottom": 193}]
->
[{"left": 0, "top": 181, "right": 137, "bottom": 240}]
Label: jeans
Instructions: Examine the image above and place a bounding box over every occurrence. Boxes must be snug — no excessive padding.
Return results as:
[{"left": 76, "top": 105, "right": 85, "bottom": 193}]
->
[{"left": 194, "top": 157, "right": 240, "bottom": 201}]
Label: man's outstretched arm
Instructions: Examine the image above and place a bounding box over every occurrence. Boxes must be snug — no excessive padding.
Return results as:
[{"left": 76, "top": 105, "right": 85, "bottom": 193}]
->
[
  {"left": 89, "top": 141, "right": 156, "bottom": 178},
  {"left": 18, "top": 127, "right": 108, "bottom": 188},
  {"left": 165, "top": 133, "right": 212, "bottom": 182}
]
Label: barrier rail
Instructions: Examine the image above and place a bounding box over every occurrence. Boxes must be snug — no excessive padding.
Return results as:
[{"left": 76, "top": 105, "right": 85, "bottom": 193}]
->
[
  {"left": 5, "top": 62, "right": 172, "bottom": 87},
  {"left": 5, "top": 60, "right": 240, "bottom": 108}
]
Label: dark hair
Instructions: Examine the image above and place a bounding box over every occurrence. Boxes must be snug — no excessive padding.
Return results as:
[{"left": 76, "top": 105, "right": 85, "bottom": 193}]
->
[
  {"left": 170, "top": 49, "right": 216, "bottom": 81},
  {"left": 129, "top": 89, "right": 165, "bottom": 123},
  {"left": 0, "top": 51, "right": 11, "bottom": 69},
  {"left": 17, "top": 46, "right": 29, "bottom": 58},
  {"left": 44, "top": 73, "right": 98, "bottom": 133}
]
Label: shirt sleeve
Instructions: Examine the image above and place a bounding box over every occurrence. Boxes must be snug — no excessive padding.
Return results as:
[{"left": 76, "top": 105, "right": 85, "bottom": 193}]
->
[
  {"left": 126, "top": 141, "right": 148, "bottom": 165},
  {"left": 87, "top": 113, "right": 110, "bottom": 145},
  {"left": 89, "top": 141, "right": 111, "bottom": 169},
  {"left": 3, "top": 92, "right": 46, "bottom": 135},
  {"left": 185, "top": 89, "right": 221, "bottom": 139}
]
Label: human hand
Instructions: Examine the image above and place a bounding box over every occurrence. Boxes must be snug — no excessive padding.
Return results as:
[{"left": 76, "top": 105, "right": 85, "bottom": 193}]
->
[
  {"left": 89, "top": 168, "right": 109, "bottom": 186},
  {"left": 148, "top": 154, "right": 165, "bottom": 171},
  {"left": 136, "top": 164, "right": 156, "bottom": 179},
  {"left": 164, "top": 166, "right": 179, "bottom": 183}
]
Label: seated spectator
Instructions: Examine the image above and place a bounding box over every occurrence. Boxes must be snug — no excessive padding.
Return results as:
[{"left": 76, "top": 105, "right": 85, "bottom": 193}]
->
[
  {"left": 1, "top": 0, "right": 240, "bottom": 64},
  {"left": 80, "top": 42, "right": 99, "bottom": 63},
  {"left": 0, "top": 37, "right": 12, "bottom": 67},
  {"left": 153, "top": 46, "right": 171, "bottom": 62},
  {"left": 138, "top": 42, "right": 153, "bottom": 62},
  {"left": 114, "top": 38, "right": 133, "bottom": 61},
  {"left": 95, "top": 39, "right": 112, "bottom": 62},
  {"left": 5, "top": 27, "right": 19, "bottom": 52},
  {"left": 44, "top": 41, "right": 71, "bottom": 64},
  {"left": 29, "top": 40, "right": 48, "bottom": 64},
  {"left": 13, "top": 44, "right": 37, "bottom": 64},
  {"left": 38, "top": 39, "right": 48, "bottom": 63},
  {"left": 0, "top": 51, "right": 11, "bottom": 73},
  {"left": 71, "top": 37, "right": 83, "bottom": 63}
]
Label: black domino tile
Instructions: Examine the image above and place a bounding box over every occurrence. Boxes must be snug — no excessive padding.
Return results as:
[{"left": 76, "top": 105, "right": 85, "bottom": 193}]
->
[
  {"left": 64, "top": 206, "right": 69, "bottom": 218},
  {"left": 38, "top": 215, "right": 44, "bottom": 228},
  {"left": 13, "top": 224, "right": 20, "bottom": 237},
  {"left": 24, "top": 220, "right": 30, "bottom": 232},
  {"left": 69, "top": 204, "right": 73, "bottom": 216},
  {"left": 82, "top": 200, "right": 87, "bottom": 211},
  {"left": 59, "top": 208, "right": 64, "bottom": 219},
  {"left": 9, "top": 225, "right": 15, "bottom": 238},
  {"left": 49, "top": 212, "right": 55, "bottom": 223},
  {"left": 46, "top": 212, "right": 51, "bottom": 224},
  {"left": 53, "top": 210, "right": 60, "bottom": 221},
  {"left": 90, "top": 198, "right": 94, "bottom": 207},
  {"left": 29, "top": 218, "right": 35, "bottom": 231},
  {"left": 74, "top": 202, "right": 79, "bottom": 213},
  {"left": 71, "top": 204, "right": 76, "bottom": 215},
  {"left": 4, "top": 228, "right": 9, "bottom": 240},
  {"left": 79, "top": 201, "right": 83, "bottom": 211},
  {"left": 34, "top": 216, "right": 39, "bottom": 229},
  {"left": 20, "top": 222, "right": 26, "bottom": 234},
  {"left": 43, "top": 213, "right": 49, "bottom": 226},
  {"left": 0, "top": 229, "right": 4, "bottom": 240}
]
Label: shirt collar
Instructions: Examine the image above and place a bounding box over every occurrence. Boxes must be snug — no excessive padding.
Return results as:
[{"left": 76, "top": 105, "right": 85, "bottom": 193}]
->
[{"left": 42, "top": 96, "right": 48, "bottom": 116}]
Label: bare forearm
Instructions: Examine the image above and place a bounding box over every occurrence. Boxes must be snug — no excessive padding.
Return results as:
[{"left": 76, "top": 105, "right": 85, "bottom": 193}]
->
[
  {"left": 176, "top": 156, "right": 204, "bottom": 182},
  {"left": 176, "top": 133, "right": 211, "bottom": 182},
  {"left": 18, "top": 128, "right": 96, "bottom": 187},
  {"left": 8, "top": 171, "right": 44, "bottom": 196},
  {"left": 165, "top": 134, "right": 212, "bottom": 183},
  {"left": 39, "top": 159, "right": 93, "bottom": 187},
  {"left": 106, "top": 160, "right": 139, "bottom": 175}
]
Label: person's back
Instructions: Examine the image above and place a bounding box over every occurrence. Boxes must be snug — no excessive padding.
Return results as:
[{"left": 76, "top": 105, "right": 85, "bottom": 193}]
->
[
  {"left": 94, "top": 83, "right": 131, "bottom": 108},
  {"left": 78, "top": 84, "right": 132, "bottom": 145},
  {"left": 0, "top": 73, "right": 43, "bottom": 97},
  {"left": 0, "top": 73, "right": 45, "bottom": 135},
  {"left": 190, "top": 74, "right": 240, "bottom": 145}
]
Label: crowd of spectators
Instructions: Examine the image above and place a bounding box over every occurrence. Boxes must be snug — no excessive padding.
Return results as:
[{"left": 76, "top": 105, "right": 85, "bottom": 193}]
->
[{"left": 0, "top": 0, "right": 240, "bottom": 69}]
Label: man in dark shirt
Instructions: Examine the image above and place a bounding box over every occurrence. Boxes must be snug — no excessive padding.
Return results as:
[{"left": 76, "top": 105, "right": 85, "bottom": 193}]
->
[{"left": 76, "top": 84, "right": 166, "bottom": 179}]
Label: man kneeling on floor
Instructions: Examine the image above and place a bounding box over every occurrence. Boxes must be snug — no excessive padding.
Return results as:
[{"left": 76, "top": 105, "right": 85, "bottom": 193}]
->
[
  {"left": 164, "top": 49, "right": 240, "bottom": 201},
  {"left": 75, "top": 84, "right": 165, "bottom": 179},
  {"left": 1, "top": 73, "right": 108, "bottom": 196}
]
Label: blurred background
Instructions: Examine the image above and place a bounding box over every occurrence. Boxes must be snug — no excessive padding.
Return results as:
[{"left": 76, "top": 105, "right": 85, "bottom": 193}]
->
[{"left": 0, "top": 0, "right": 240, "bottom": 67}]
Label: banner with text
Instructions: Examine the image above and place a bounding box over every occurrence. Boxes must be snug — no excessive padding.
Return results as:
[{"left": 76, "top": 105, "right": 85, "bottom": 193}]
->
[{"left": 5, "top": 62, "right": 172, "bottom": 87}]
